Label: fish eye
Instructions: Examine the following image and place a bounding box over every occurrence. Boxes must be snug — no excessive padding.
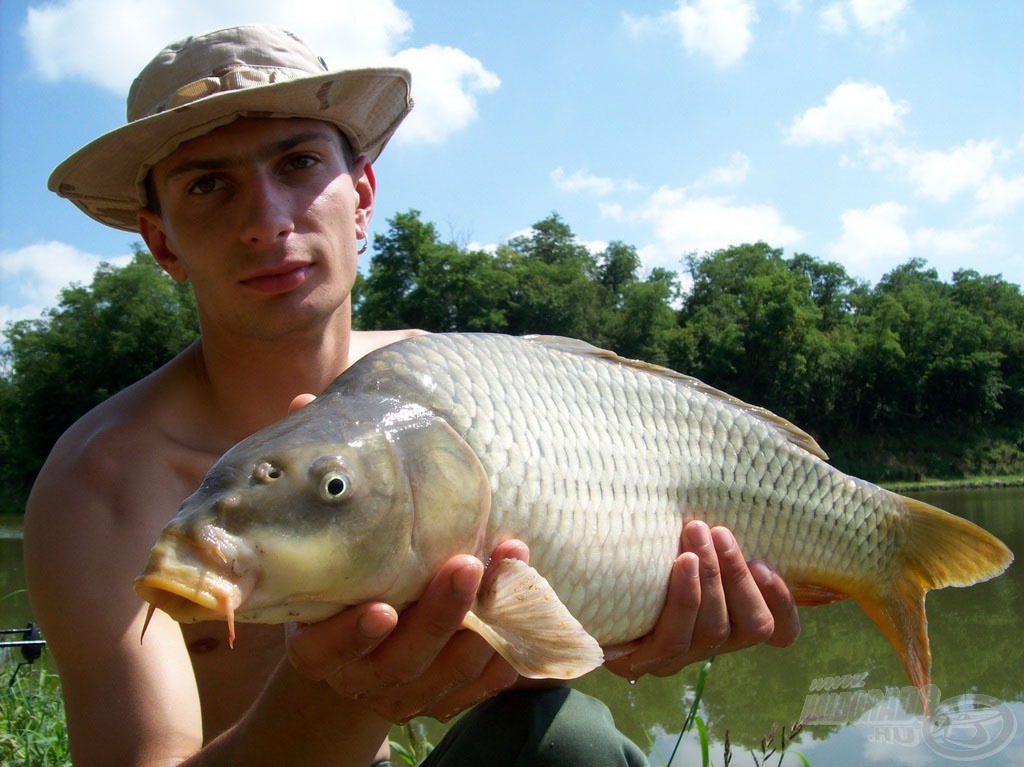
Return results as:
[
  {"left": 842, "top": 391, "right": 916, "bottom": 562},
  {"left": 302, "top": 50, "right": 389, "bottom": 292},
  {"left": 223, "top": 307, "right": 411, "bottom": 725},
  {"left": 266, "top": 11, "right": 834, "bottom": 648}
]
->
[{"left": 320, "top": 470, "right": 352, "bottom": 502}]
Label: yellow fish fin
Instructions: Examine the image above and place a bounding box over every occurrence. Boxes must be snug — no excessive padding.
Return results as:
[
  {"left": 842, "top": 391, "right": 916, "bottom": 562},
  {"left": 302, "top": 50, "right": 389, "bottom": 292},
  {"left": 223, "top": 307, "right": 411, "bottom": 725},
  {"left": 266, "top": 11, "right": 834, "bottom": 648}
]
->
[
  {"left": 789, "top": 583, "right": 850, "bottom": 606},
  {"left": 462, "top": 557, "right": 604, "bottom": 679},
  {"left": 855, "top": 494, "right": 1013, "bottom": 716},
  {"left": 523, "top": 334, "right": 828, "bottom": 460}
]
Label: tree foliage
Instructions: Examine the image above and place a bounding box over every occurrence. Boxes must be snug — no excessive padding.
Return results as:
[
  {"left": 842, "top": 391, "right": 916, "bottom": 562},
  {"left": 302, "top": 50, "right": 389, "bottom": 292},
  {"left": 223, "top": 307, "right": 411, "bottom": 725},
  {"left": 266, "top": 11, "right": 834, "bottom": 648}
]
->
[
  {"left": 3, "top": 210, "right": 1023, "bottom": 512},
  {"left": 0, "top": 248, "right": 198, "bottom": 512}
]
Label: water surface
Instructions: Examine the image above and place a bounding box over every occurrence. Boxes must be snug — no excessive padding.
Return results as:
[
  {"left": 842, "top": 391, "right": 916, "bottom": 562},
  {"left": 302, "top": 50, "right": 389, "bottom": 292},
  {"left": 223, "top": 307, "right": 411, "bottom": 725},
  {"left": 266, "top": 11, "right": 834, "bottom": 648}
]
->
[{"left": 2, "top": 487, "right": 1020, "bottom": 765}]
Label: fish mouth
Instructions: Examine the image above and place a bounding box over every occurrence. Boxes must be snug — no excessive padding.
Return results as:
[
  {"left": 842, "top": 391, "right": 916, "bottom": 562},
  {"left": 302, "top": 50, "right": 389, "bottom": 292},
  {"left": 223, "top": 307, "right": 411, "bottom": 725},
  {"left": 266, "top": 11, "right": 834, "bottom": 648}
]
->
[{"left": 133, "top": 526, "right": 256, "bottom": 645}]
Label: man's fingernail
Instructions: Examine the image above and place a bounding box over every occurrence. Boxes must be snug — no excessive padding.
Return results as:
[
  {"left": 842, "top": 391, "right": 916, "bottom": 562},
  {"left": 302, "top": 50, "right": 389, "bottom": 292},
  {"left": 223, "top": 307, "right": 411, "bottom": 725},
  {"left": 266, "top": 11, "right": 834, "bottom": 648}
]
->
[
  {"left": 451, "top": 561, "right": 483, "bottom": 599},
  {"left": 358, "top": 608, "right": 395, "bottom": 639},
  {"left": 711, "top": 526, "right": 736, "bottom": 553},
  {"left": 686, "top": 521, "right": 712, "bottom": 548}
]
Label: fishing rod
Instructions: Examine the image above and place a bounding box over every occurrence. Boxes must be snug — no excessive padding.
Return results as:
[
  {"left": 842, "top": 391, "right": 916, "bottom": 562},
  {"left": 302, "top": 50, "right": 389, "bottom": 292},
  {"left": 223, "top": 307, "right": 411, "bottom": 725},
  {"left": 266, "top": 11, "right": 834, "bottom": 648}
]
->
[{"left": 1, "top": 623, "right": 46, "bottom": 687}]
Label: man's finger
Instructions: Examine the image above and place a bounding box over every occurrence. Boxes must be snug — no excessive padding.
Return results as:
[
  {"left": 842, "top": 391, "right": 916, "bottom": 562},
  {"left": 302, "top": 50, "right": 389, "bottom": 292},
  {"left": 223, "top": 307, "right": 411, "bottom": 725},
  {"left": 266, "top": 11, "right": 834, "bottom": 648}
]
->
[{"left": 285, "top": 603, "right": 397, "bottom": 681}]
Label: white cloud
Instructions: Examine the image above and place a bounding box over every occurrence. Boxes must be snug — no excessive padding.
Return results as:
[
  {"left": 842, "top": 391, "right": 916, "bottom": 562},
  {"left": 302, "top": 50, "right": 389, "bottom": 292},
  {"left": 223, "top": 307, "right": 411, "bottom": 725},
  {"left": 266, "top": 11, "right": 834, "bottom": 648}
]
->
[
  {"left": 848, "top": 0, "right": 909, "bottom": 34},
  {"left": 819, "top": 0, "right": 908, "bottom": 38},
  {"left": 975, "top": 173, "right": 1024, "bottom": 218},
  {"left": 550, "top": 168, "right": 643, "bottom": 196},
  {"left": 624, "top": 0, "right": 758, "bottom": 69},
  {"left": 819, "top": 3, "right": 849, "bottom": 35},
  {"left": 388, "top": 45, "right": 500, "bottom": 144},
  {"left": 21, "top": 0, "right": 496, "bottom": 146},
  {"left": 860, "top": 138, "right": 1021, "bottom": 214},
  {"left": 914, "top": 225, "right": 992, "bottom": 255},
  {"left": 825, "top": 202, "right": 994, "bottom": 278},
  {"left": 903, "top": 140, "right": 997, "bottom": 203},
  {"left": 0, "top": 242, "right": 133, "bottom": 325},
  {"left": 694, "top": 152, "right": 751, "bottom": 188},
  {"left": 635, "top": 187, "right": 803, "bottom": 267},
  {"left": 826, "top": 202, "right": 912, "bottom": 272},
  {"left": 786, "top": 82, "right": 908, "bottom": 145}
]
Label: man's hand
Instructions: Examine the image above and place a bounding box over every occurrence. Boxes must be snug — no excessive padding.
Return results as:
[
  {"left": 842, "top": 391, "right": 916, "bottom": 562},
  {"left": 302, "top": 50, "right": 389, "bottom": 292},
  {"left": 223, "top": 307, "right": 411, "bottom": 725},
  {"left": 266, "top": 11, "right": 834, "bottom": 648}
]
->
[
  {"left": 286, "top": 541, "right": 526, "bottom": 723},
  {"left": 604, "top": 520, "right": 801, "bottom": 679}
]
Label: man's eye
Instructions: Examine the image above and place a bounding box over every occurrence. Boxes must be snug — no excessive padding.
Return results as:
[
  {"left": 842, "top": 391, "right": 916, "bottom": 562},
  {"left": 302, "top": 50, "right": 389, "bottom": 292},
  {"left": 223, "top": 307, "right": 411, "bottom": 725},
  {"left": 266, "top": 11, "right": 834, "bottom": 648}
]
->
[
  {"left": 188, "top": 176, "right": 223, "bottom": 195},
  {"left": 287, "top": 154, "right": 319, "bottom": 171}
]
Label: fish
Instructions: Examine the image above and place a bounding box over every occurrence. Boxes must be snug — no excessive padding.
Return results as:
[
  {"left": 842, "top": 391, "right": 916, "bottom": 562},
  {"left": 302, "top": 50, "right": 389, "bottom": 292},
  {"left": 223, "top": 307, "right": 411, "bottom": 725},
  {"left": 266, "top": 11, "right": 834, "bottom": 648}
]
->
[{"left": 135, "top": 333, "right": 1013, "bottom": 703}]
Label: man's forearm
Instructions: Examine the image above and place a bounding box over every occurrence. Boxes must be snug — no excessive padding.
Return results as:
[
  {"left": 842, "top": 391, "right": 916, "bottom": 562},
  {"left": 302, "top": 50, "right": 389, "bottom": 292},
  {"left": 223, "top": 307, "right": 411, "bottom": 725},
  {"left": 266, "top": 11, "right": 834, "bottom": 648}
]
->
[{"left": 184, "top": 657, "right": 391, "bottom": 767}]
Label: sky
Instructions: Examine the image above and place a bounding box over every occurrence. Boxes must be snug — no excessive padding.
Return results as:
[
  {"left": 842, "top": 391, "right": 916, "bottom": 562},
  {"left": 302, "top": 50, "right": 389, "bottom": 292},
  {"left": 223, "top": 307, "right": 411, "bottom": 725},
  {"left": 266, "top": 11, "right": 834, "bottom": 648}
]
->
[{"left": 1, "top": 0, "right": 1022, "bottom": 327}]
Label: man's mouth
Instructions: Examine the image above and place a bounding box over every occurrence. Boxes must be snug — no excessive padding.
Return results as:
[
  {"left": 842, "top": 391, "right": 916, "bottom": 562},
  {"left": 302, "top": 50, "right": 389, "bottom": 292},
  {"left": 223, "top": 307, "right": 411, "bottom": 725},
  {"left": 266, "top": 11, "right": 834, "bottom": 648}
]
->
[{"left": 240, "top": 264, "right": 312, "bottom": 294}]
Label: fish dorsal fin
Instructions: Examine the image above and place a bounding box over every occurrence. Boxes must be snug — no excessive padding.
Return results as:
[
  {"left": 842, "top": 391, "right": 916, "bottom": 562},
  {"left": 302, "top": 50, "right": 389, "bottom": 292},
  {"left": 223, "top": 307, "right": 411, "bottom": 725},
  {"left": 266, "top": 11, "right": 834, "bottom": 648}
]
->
[
  {"left": 523, "top": 334, "right": 829, "bottom": 461},
  {"left": 462, "top": 557, "right": 604, "bottom": 679}
]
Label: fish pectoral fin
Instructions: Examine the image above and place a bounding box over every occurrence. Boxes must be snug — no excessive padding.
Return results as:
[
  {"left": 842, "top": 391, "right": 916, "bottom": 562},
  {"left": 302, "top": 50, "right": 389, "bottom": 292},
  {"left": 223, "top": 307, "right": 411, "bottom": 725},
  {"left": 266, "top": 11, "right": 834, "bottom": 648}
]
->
[
  {"left": 462, "top": 558, "right": 604, "bottom": 680},
  {"left": 790, "top": 583, "right": 850, "bottom": 606}
]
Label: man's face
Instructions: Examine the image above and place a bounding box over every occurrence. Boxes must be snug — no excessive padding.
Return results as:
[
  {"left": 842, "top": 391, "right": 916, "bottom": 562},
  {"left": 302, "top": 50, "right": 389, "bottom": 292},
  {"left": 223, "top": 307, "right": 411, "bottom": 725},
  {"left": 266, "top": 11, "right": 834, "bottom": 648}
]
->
[{"left": 139, "top": 117, "right": 373, "bottom": 343}]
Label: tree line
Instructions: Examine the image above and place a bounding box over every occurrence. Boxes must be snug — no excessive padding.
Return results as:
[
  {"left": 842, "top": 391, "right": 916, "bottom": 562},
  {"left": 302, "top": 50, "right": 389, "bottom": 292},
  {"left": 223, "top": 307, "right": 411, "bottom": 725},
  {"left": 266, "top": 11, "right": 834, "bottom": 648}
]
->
[{"left": 2, "top": 212, "right": 1022, "bottom": 512}]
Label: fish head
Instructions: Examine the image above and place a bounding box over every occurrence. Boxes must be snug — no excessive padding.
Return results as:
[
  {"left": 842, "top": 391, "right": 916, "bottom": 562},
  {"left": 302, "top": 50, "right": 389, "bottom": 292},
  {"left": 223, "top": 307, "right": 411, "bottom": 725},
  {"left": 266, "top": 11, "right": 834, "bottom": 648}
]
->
[{"left": 134, "top": 391, "right": 492, "bottom": 631}]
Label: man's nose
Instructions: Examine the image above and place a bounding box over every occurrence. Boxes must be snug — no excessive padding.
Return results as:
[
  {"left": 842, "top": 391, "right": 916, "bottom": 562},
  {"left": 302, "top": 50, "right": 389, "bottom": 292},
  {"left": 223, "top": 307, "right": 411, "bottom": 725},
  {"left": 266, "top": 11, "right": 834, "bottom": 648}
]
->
[{"left": 239, "top": 177, "right": 295, "bottom": 243}]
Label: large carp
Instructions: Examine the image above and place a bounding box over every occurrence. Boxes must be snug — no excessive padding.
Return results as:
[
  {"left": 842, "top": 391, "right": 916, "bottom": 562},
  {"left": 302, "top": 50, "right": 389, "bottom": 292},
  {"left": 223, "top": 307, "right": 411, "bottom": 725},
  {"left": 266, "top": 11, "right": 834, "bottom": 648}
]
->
[{"left": 135, "top": 333, "right": 1013, "bottom": 697}]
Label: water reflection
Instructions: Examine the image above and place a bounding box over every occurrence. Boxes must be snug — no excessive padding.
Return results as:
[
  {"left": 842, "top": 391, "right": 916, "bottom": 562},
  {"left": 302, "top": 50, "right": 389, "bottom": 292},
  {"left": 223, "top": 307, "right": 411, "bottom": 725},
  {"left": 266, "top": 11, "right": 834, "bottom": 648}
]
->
[{"left": 1, "top": 487, "right": 1020, "bottom": 765}]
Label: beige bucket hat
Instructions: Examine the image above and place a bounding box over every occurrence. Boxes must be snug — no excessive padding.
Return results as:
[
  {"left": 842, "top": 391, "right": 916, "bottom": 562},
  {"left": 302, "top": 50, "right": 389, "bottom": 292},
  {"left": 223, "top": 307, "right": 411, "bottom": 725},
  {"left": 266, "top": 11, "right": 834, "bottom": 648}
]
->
[{"left": 48, "top": 24, "right": 413, "bottom": 232}]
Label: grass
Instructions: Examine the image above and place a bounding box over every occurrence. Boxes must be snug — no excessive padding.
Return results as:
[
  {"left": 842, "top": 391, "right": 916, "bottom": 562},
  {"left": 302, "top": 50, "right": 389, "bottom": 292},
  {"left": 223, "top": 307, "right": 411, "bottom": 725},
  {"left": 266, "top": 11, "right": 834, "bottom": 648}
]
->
[
  {"left": 0, "top": 655, "right": 70, "bottom": 767},
  {"left": 644, "top": 659, "right": 810, "bottom": 767},
  {"left": 882, "top": 473, "right": 1024, "bottom": 493},
  {"left": 0, "top": 650, "right": 817, "bottom": 767}
]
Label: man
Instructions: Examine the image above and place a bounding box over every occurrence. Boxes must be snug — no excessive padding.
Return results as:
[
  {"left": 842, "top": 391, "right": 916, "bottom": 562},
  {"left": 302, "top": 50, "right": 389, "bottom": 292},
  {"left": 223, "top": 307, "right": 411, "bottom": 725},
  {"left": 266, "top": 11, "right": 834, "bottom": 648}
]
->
[{"left": 25, "top": 25, "right": 800, "bottom": 767}]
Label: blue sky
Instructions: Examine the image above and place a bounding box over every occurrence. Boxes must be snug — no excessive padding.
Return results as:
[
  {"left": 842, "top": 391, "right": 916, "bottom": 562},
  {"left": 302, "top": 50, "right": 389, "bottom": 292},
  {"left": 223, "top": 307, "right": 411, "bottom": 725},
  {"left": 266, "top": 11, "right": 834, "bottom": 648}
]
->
[{"left": 2, "top": 0, "right": 1022, "bottom": 327}]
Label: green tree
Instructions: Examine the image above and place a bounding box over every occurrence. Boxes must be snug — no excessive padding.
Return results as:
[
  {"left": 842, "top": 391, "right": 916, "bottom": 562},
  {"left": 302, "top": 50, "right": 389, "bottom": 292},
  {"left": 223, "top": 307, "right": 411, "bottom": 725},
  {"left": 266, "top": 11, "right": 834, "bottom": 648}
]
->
[
  {"left": 1, "top": 248, "right": 198, "bottom": 512},
  {"left": 677, "top": 243, "right": 829, "bottom": 423},
  {"left": 356, "top": 210, "right": 515, "bottom": 332},
  {"left": 499, "top": 214, "right": 609, "bottom": 340}
]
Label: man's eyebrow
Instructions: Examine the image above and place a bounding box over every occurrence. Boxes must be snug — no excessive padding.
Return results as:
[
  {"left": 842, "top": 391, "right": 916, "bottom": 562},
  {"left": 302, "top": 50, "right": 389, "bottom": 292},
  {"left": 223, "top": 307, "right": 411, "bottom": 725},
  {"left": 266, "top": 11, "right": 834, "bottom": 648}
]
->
[{"left": 162, "top": 129, "right": 339, "bottom": 180}]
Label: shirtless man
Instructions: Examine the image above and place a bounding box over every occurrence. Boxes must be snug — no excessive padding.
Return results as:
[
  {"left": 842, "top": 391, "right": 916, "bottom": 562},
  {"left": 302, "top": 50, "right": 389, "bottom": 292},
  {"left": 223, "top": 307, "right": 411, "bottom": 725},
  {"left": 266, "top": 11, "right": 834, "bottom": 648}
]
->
[{"left": 25, "top": 25, "right": 799, "bottom": 767}]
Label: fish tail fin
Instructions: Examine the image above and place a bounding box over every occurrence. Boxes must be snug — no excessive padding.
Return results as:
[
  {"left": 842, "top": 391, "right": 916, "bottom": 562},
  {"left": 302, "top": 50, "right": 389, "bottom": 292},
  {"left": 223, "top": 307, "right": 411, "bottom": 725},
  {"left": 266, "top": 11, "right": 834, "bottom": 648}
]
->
[{"left": 854, "top": 495, "right": 1013, "bottom": 716}]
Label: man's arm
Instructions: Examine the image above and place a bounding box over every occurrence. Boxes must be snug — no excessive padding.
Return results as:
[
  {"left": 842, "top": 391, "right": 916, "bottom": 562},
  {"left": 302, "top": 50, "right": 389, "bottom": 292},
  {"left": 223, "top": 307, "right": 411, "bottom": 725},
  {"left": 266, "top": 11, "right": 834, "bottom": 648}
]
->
[{"left": 24, "top": 421, "right": 395, "bottom": 767}]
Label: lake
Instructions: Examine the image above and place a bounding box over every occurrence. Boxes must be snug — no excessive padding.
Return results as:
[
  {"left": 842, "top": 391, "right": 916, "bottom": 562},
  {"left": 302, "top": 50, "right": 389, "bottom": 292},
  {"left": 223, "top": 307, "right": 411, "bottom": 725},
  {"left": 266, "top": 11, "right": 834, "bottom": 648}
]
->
[{"left": 2, "top": 486, "right": 1021, "bottom": 765}]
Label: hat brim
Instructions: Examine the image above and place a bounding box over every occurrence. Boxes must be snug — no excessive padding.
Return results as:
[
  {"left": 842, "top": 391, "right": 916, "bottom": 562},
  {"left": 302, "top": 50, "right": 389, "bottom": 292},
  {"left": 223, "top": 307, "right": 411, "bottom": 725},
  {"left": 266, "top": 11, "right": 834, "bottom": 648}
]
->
[{"left": 48, "top": 67, "right": 412, "bottom": 232}]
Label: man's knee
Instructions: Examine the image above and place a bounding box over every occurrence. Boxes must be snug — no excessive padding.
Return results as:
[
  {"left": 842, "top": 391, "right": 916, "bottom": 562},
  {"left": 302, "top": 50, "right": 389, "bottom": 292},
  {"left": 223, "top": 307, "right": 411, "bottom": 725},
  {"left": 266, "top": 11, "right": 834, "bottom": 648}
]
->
[{"left": 425, "top": 686, "right": 648, "bottom": 766}]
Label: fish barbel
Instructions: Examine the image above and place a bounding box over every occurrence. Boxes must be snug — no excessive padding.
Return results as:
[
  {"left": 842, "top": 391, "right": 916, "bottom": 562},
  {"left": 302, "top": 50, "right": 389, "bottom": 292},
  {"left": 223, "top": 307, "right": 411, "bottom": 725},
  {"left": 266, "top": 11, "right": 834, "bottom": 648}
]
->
[{"left": 135, "top": 333, "right": 1013, "bottom": 700}]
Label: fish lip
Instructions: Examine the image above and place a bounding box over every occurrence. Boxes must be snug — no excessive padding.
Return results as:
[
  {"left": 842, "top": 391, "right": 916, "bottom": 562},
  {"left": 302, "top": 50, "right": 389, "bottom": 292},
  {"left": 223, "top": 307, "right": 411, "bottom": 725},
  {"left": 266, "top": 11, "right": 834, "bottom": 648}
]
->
[
  {"left": 133, "top": 526, "right": 255, "bottom": 622},
  {"left": 133, "top": 572, "right": 236, "bottom": 622}
]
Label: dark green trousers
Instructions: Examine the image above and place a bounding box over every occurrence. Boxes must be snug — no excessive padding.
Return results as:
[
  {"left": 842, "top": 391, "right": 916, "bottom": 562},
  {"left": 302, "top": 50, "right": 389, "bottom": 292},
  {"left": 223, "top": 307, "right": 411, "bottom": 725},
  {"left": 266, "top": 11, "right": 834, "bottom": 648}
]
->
[{"left": 420, "top": 687, "right": 649, "bottom": 766}]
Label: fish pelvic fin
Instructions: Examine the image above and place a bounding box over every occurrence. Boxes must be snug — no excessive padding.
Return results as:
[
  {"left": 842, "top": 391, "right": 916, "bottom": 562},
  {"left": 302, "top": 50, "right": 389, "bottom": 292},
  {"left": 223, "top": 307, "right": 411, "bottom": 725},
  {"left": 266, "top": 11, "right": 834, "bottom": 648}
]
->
[
  {"left": 462, "top": 558, "right": 604, "bottom": 680},
  {"left": 856, "top": 494, "right": 1014, "bottom": 717}
]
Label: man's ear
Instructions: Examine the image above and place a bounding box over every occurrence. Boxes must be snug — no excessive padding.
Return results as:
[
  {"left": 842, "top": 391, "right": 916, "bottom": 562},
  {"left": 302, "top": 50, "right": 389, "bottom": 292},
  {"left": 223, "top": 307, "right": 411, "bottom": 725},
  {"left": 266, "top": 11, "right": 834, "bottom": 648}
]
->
[
  {"left": 352, "top": 158, "right": 376, "bottom": 235},
  {"left": 139, "top": 210, "right": 188, "bottom": 283}
]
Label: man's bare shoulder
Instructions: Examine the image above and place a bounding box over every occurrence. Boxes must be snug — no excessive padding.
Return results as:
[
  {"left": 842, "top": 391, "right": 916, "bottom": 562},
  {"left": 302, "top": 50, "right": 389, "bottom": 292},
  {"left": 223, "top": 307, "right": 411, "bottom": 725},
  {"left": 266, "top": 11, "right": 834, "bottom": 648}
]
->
[
  {"left": 27, "top": 344, "right": 217, "bottom": 534},
  {"left": 348, "top": 328, "right": 427, "bottom": 366}
]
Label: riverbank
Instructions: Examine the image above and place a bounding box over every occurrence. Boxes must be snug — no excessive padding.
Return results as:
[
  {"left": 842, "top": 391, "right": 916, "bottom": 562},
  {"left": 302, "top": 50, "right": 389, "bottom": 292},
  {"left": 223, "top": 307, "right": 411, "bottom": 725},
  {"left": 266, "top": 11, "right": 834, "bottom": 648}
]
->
[{"left": 881, "top": 474, "right": 1024, "bottom": 493}]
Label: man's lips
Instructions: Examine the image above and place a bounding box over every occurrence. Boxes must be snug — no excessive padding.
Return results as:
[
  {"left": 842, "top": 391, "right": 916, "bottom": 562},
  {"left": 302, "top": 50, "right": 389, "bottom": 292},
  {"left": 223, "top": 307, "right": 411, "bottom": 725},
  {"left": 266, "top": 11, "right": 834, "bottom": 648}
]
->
[{"left": 240, "top": 264, "right": 311, "bottom": 294}]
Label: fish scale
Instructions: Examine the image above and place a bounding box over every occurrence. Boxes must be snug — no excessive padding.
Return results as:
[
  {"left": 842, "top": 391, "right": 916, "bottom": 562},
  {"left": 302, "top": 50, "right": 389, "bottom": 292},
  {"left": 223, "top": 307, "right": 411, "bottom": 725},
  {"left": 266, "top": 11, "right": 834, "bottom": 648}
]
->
[{"left": 135, "top": 333, "right": 1013, "bottom": 703}]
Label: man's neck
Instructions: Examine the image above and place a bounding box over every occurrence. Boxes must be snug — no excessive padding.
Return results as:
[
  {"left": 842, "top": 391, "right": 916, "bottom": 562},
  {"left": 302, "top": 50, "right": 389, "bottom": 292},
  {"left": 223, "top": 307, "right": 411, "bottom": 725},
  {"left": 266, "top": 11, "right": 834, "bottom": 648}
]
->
[{"left": 191, "top": 316, "right": 353, "bottom": 445}]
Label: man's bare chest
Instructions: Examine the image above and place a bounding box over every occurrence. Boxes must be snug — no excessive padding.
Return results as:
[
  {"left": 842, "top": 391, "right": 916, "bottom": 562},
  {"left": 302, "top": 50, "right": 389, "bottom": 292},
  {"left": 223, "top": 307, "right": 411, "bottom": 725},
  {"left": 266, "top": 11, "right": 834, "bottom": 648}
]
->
[{"left": 182, "top": 621, "right": 286, "bottom": 740}]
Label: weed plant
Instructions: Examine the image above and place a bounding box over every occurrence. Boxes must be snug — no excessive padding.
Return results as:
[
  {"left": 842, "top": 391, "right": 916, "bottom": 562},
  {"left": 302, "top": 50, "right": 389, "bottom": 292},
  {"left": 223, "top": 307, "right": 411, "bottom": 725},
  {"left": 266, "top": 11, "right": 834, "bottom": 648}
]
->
[{"left": 0, "top": 655, "right": 70, "bottom": 767}]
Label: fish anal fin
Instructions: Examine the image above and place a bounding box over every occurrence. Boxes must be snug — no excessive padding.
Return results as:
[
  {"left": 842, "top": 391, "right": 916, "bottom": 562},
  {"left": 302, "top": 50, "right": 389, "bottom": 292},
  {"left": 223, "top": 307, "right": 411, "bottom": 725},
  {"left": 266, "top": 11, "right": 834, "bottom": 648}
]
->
[
  {"left": 463, "top": 558, "right": 604, "bottom": 679},
  {"left": 852, "top": 579, "right": 933, "bottom": 716},
  {"left": 790, "top": 583, "right": 850, "bottom": 606}
]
